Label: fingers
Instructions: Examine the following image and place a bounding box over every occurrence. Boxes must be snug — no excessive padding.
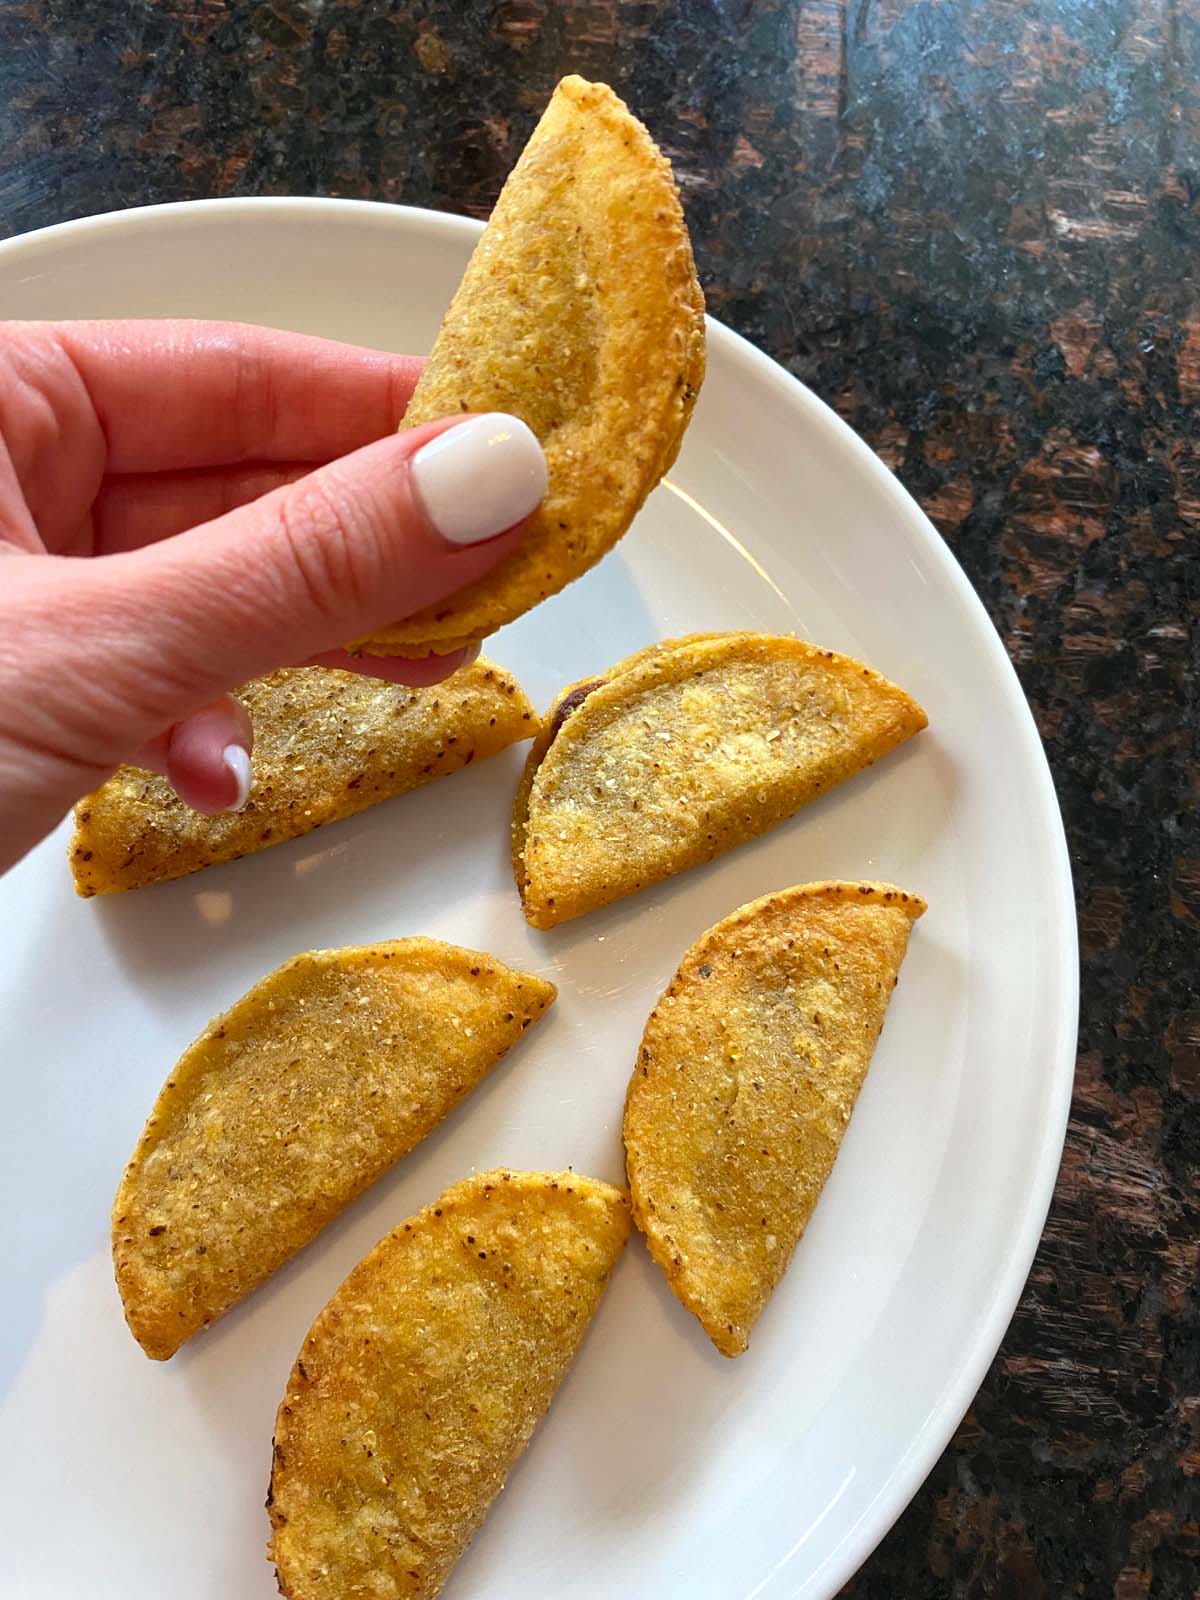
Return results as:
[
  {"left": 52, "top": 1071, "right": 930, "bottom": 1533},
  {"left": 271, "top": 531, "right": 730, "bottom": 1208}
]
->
[
  {"left": 33, "top": 412, "right": 546, "bottom": 773},
  {"left": 14, "top": 320, "right": 424, "bottom": 475},
  {"left": 93, "top": 463, "right": 315, "bottom": 553},
  {"left": 130, "top": 696, "right": 254, "bottom": 815}
]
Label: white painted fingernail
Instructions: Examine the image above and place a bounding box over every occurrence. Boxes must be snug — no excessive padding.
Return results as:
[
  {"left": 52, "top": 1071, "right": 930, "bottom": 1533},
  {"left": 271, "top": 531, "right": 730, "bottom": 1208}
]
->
[
  {"left": 410, "top": 413, "right": 547, "bottom": 546},
  {"left": 222, "top": 744, "right": 252, "bottom": 812}
]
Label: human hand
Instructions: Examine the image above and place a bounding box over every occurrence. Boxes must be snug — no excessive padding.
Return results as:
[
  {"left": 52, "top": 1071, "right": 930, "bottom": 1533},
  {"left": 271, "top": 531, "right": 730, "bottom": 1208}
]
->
[{"left": 0, "top": 320, "right": 546, "bottom": 876}]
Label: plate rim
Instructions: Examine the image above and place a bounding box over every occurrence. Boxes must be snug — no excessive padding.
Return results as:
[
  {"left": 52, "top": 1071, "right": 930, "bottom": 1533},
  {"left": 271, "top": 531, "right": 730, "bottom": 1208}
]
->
[{"left": 0, "top": 194, "right": 1079, "bottom": 1597}]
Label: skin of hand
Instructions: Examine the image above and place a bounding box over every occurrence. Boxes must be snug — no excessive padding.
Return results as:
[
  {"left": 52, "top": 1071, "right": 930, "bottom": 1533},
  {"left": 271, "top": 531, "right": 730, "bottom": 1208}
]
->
[{"left": 0, "top": 320, "right": 548, "bottom": 876}]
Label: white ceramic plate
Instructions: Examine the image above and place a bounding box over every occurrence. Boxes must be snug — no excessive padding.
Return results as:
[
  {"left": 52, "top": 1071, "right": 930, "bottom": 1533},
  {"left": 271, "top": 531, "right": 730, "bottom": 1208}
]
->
[{"left": 0, "top": 199, "right": 1076, "bottom": 1600}]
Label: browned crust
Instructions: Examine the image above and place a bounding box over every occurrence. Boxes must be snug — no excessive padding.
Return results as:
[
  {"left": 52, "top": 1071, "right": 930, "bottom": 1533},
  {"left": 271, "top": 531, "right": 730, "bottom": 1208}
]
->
[
  {"left": 509, "top": 632, "right": 744, "bottom": 898},
  {"left": 355, "top": 75, "right": 706, "bottom": 656},
  {"left": 510, "top": 671, "right": 610, "bottom": 890},
  {"left": 267, "top": 1169, "right": 631, "bottom": 1600},
  {"left": 624, "top": 881, "right": 925, "bottom": 1355},
  {"left": 513, "top": 632, "right": 928, "bottom": 928},
  {"left": 112, "top": 943, "right": 556, "bottom": 1360},
  {"left": 69, "top": 659, "right": 533, "bottom": 895}
]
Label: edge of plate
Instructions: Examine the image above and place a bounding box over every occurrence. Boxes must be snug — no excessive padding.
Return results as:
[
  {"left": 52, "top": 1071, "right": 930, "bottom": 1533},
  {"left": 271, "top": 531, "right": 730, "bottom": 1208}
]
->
[
  {"left": 0, "top": 194, "right": 1079, "bottom": 1599},
  {"left": 0, "top": 194, "right": 484, "bottom": 265},
  {"left": 705, "top": 327, "right": 1078, "bottom": 1594}
]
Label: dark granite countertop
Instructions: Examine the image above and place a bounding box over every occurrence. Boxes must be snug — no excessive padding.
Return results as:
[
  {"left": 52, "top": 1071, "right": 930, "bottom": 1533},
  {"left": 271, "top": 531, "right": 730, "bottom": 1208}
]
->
[{"left": 1, "top": 2, "right": 1196, "bottom": 1595}]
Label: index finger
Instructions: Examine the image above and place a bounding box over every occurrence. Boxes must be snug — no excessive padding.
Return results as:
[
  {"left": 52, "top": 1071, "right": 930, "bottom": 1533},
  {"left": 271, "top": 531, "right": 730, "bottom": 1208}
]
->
[{"left": 47, "top": 319, "right": 424, "bottom": 472}]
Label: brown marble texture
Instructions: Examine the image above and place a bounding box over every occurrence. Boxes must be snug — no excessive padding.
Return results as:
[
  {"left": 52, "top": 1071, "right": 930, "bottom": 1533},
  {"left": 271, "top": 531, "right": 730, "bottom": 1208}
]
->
[{"left": 1, "top": 1, "right": 1197, "bottom": 1595}]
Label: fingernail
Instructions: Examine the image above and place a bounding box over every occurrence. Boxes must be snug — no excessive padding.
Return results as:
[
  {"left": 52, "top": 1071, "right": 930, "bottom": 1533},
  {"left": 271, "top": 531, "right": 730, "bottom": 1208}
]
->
[
  {"left": 410, "top": 413, "right": 547, "bottom": 546},
  {"left": 222, "top": 744, "right": 253, "bottom": 812}
]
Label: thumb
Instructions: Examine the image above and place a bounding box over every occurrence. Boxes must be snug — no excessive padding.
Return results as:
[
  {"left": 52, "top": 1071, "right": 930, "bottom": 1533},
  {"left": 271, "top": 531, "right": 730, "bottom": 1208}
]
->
[{"left": 79, "top": 411, "right": 546, "bottom": 750}]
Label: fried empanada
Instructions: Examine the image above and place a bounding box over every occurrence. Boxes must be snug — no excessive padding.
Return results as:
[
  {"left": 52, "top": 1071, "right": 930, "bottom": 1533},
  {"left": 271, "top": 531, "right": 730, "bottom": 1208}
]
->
[
  {"left": 267, "top": 1169, "right": 631, "bottom": 1600},
  {"left": 355, "top": 75, "right": 705, "bottom": 657},
  {"left": 113, "top": 943, "right": 555, "bottom": 1360},
  {"left": 513, "top": 633, "right": 927, "bottom": 928},
  {"left": 70, "top": 660, "right": 533, "bottom": 895},
  {"left": 624, "top": 881, "right": 924, "bottom": 1355}
]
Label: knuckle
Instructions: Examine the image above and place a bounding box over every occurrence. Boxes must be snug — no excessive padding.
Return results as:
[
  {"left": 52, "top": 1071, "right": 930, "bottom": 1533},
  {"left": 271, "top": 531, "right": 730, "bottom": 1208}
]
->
[
  {"left": 272, "top": 471, "right": 384, "bottom": 624},
  {"left": 0, "top": 331, "right": 102, "bottom": 521},
  {"left": 232, "top": 338, "right": 279, "bottom": 461}
]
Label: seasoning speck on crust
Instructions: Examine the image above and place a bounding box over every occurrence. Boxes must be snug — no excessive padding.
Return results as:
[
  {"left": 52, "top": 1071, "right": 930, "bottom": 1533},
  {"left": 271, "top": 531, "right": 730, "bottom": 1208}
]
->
[
  {"left": 113, "top": 942, "right": 556, "bottom": 1360},
  {"left": 267, "top": 1169, "right": 630, "bottom": 1600},
  {"left": 624, "top": 881, "right": 925, "bottom": 1356}
]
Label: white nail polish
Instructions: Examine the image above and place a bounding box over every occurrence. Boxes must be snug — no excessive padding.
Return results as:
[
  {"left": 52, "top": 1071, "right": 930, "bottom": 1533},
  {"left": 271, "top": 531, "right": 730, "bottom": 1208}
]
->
[
  {"left": 410, "top": 413, "right": 547, "bottom": 546},
  {"left": 222, "top": 744, "right": 252, "bottom": 812}
]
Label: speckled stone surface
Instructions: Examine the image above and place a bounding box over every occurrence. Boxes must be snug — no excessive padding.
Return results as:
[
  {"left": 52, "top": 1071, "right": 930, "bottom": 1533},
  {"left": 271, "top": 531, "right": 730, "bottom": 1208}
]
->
[{"left": 2, "top": 1, "right": 1197, "bottom": 1594}]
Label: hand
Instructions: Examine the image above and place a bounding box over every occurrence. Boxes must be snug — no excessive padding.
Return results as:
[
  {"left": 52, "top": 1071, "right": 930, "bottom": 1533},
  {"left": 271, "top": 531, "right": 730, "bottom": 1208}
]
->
[{"left": 0, "top": 320, "right": 546, "bottom": 876}]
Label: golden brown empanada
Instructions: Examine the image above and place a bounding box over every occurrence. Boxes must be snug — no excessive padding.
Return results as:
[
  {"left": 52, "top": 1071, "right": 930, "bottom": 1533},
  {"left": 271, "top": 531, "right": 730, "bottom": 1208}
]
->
[
  {"left": 624, "top": 880, "right": 924, "bottom": 1355},
  {"left": 356, "top": 75, "right": 705, "bottom": 657},
  {"left": 268, "top": 1169, "right": 630, "bottom": 1599},
  {"left": 514, "top": 633, "right": 927, "bottom": 927},
  {"left": 113, "top": 942, "right": 555, "bottom": 1359}
]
